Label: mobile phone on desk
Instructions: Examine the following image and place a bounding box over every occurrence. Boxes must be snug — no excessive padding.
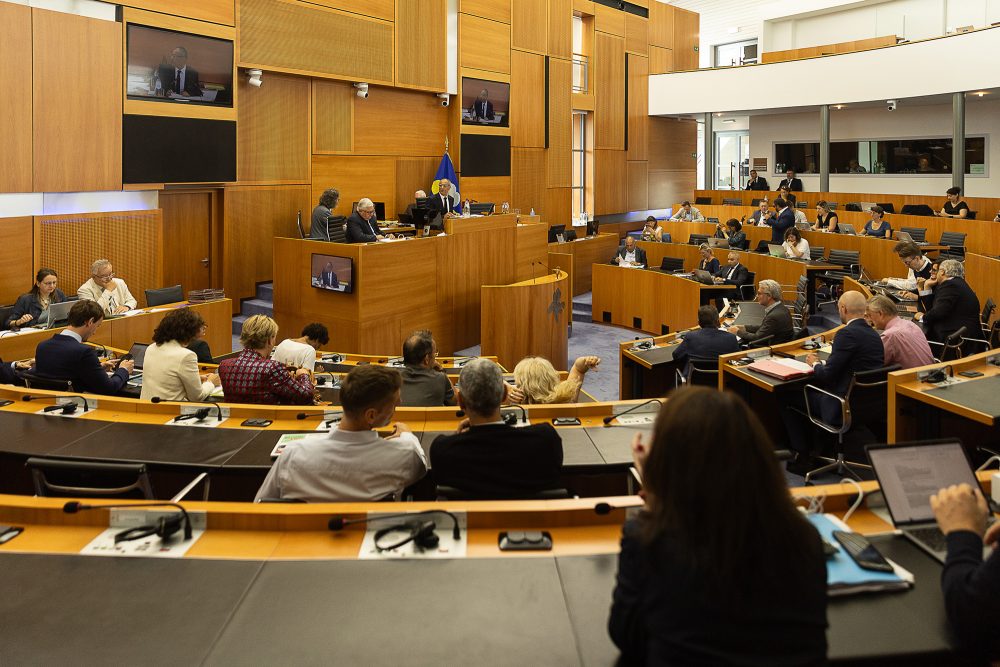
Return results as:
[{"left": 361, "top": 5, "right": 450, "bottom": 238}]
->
[
  {"left": 959, "top": 370, "right": 984, "bottom": 378},
  {"left": 114, "top": 353, "right": 133, "bottom": 369}
]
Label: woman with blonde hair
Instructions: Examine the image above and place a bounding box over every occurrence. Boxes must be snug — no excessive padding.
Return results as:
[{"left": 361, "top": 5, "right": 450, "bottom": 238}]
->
[
  {"left": 512, "top": 355, "right": 600, "bottom": 404},
  {"left": 218, "top": 315, "right": 314, "bottom": 405}
]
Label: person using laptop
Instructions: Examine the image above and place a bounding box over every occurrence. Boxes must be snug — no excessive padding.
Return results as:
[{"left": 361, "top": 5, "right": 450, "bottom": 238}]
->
[
  {"left": 812, "top": 200, "right": 839, "bottom": 233},
  {"left": 862, "top": 206, "right": 892, "bottom": 239},
  {"left": 696, "top": 243, "right": 720, "bottom": 274},
  {"left": 865, "top": 295, "right": 933, "bottom": 369},
  {"left": 33, "top": 300, "right": 134, "bottom": 395},
  {"left": 77, "top": 259, "right": 137, "bottom": 316},
  {"left": 727, "top": 280, "right": 794, "bottom": 346},
  {"left": 346, "top": 198, "right": 388, "bottom": 243},
  {"left": 930, "top": 482, "right": 1000, "bottom": 657},
  {"left": 782, "top": 227, "right": 810, "bottom": 260},
  {"left": 610, "top": 236, "right": 646, "bottom": 267},
  {"left": 219, "top": 315, "right": 315, "bottom": 405},
  {"left": 878, "top": 241, "right": 933, "bottom": 300},
  {"left": 669, "top": 201, "right": 705, "bottom": 222},
  {"left": 937, "top": 186, "right": 970, "bottom": 219},
  {"left": 272, "top": 322, "right": 329, "bottom": 372},
  {"left": 6, "top": 269, "right": 67, "bottom": 329},
  {"left": 140, "top": 308, "right": 219, "bottom": 402},
  {"left": 713, "top": 218, "right": 745, "bottom": 249}
]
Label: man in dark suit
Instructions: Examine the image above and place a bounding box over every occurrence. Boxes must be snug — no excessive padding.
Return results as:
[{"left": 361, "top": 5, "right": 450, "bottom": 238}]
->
[
  {"left": 33, "top": 300, "right": 133, "bottom": 395},
  {"left": 429, "top": 359, "right": 563, "bottom": 498},
  {"left": 427, "top": 179, "right": 459, "bottom": 216},
  {"left": 916, "top": 260, "right": 981, "bottom": 348},
  {"left": 345, "top": 198, "right": 384, "bottom": 243},
  {"left": 727, "top": 279, "right": 794, "bottom": 345},
  {"left": 471, "top": 89, "right": 495, "bottom": 121},
  {"left": 673, "top": 305, "right": 740, "bottom": 378},
  {"left": 778, "top": 169, "right": 803, "bottom": 192},
  {"left": 0, "top": 357, "right": 30, "bottom": 385},
  {"left": 609, "top": 236, "right": 647, "bottom": 267},
  {"left": 713, "top": 251, "right": 750, "bottom": 301},
  {"left": 157, "top": 47, "right": 202, "bottom": 97},
  {"left": 319, "top": 262, "right": 339, "bottom": 288},
  {"left": 768, "top": 197, "right": 795, "bottom": 245},
  {"left": 783, "top": 291, "right": 885, "bottom": 464},
  {"left": 745, "top": 169, "right": 769, "bottom": 191}
]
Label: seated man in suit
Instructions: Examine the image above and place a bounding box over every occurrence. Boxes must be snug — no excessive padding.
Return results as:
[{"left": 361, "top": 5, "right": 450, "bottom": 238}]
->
[
  {"left": 914, "top": 259, "right": 982, "bottom": 350},
  {"left": 609, "top": 236, "right": 647, "bottom": 267},
  {"left": 317, "top": 262, "right": 339, "bottom": 289},
  {"left": 673, "top": 305, "right": 740, "bottom": 378},
  {"left": 470, "top": 89, "right": 495, "bottom": 121},
  {"left": 745, "top": 169, "right": 769, "bottom": 191},
  {"left": 255, "top": 364, "right": 427, "bottom": 502},
  {"left": 713, "top": 251, "right": 750, "bottom": 302},
  {"left": 768, "top": 197, "right": 795, "bottom": 245},
  {"left": 782, "top": 291, "right": 884, "bottom": 469},
  {"left": 427, "top": 179, "right": 459, "bottom": 216},
  {"left": 430, "top": 358, "right": 563, "bottom": 498},
  {"left": 749, "top": 199, "right": 774, "bottom": 226},
  {"left": 399, "top": 329, "right": 455, "bottom": 407},
  {"left": 669, "top": 201, "right": 705, "bottom": 222},
  {"left": 77, "top": 259, "right": 137, "bottom": 316},
  {"left": 33, "top": 300, "right": 134, "bottom": 395},
  {"left": 778, "top": 169, "right": 803, "bottom": 192},
  {"left": 156, "top": 47, "right": 201, "bottom": 97},
  {"left": 345, "top": 198, "right": 386, "bottom": 243},
  {"left": 727, "top": 279, "right": 794, "bottom": 346},
  {"left": 0, "top": 357, "right": 31, "bottom": 385}
]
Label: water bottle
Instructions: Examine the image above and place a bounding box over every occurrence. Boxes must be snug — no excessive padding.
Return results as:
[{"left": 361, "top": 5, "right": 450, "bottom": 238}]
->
[
  {"left": 529, "top": 207, "right": 535, "bottom": 217},
  {"left": 501, "top": 201, "right": 509, "bottom": 214},
  {"left": 463, "top": 200, "right": 471, "bottom": 217}
]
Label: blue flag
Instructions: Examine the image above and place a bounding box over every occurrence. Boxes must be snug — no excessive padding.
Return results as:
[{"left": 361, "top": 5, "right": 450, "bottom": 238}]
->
[{"left": 431, "top": 152, "right": 459, "bottom": 213}]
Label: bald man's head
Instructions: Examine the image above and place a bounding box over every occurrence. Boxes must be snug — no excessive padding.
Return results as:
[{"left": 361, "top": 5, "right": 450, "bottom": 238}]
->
[{"left": 839, "top": 290, "right": 867, "bottom": 321}]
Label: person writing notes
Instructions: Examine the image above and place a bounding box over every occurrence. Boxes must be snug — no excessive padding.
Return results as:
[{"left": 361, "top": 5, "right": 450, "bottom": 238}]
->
[
  {"left": 610, "top": 237, "right": 646, "bottom": 267},
  {"left": 669, "top": 201, "right": 705, "bottom": 222},
  {"left": 346, "top": 198, "right": 387, "bottom": 243},
  {"left": 77, "top": 259, "right": 137, "bottom": 316}
]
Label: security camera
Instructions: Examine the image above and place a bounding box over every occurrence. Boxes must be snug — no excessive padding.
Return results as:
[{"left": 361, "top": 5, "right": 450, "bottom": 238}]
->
[
  {"left": 247, "top": 68, "right": 263, "bottom": 88},
  {"left": 354, "top": 82, "right": 369, "bottom": 99},
  {"left": 886, "top": 100, "right": 897, "bottom": 111},
  {"left": 437, "top": 93, "right": 449, "bottom": 107}
]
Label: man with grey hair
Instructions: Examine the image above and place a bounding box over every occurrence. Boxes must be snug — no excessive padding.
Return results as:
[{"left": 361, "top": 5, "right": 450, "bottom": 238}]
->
[
  {"left": 429, "top": 358, "right": 563, "bottom": 498},
  {"left": 428, "top": 178, "right": 459, "bottom": 216},
  {"left": 77, "top": 259, "right": 137, "bottom": 315},
  {"left": 345, "top": 197, "right": 385, "bottom": 243},
  {"left": 866, "top": 294, "right": 933, "bottom": 369},
  {"left": 727, "top": 279, "right": 794, "bottom": 345},
  {"left": 915, "top": 259, "right": 981, "bottom": 347}
]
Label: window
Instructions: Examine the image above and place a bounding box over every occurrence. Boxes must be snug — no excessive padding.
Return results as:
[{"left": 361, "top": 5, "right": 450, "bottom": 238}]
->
[
  {"left": 774, "top": 137, "right": 987, "bottom": 175},
  {"left": 572, "top": 15, "right": 588, "bottom": 93},
  {"left": 572, "top": 111, "right": 589, "bottom": 219},
  {"left": 714, "top": 39, "right": 757, "bottom": 67}
]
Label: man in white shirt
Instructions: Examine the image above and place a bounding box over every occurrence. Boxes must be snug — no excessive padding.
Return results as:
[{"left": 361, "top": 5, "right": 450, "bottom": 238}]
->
[
  {"left": 669, "top": 201, "right": 705, "bottom": 222},
  {"left": 77, "top": 259, "right": 138, "bottom": 316},
  {"left": 879, "top": 241, "right": 934, "bottom": 299},
  {"left": 255, "top": 364, "right": 427, "bottom": 502},
  {"left": 271, "top": 322, "right": 329, "bottom": 372}
]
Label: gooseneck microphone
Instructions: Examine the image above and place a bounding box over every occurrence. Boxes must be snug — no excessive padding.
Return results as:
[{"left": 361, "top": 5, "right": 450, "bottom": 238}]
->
[
  {"left": 152, "top": 396, "right": 223, "bottom": 422},
  {"left": 501, "top": 404, "right": 527, "bottom": 425},
  {"left": 63, "top": 501, "right": 193, "bottom": 542},
  {"left": 23, "top": 394, "right": 90, "bottom": 413},
  {"left": 602, "top": 398, "right": 663, "bottom": 426},
  {"left": 328, "top": 509, "right": 461, "bottom": 540}
]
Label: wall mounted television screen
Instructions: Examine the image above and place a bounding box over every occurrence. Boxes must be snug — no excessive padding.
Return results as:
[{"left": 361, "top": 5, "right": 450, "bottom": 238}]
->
[
  {"left": 126, "top": 24, "right": 234, "bottom": 107},
  {"left": 311, "top": 254, "right": 354, "bottom": 294},
  {"left": 461, "top": 77, "right": 509, "bottom": 127}
]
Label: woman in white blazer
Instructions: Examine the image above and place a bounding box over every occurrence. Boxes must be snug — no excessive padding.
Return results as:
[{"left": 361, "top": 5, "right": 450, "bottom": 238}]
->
[{"left": 140, "top": 309, "right": 220, "bottom": 402}]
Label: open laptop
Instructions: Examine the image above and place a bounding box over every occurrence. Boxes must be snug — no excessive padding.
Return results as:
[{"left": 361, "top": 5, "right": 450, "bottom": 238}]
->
[
  {"left": 707, "top": 237, "right": 729, "bottom": 249},
  {"left": 867, "top": 439, "right": 991, "bottom": 563},
  {"left": 767, "top": 244, "right": 787, "bottom": 258},
  {"left": 895, "top": 230, "right": 929, "bottom": 246},
  {"left": 795, "top": 220, "right": 811, "bottom": 231},
  {"left": 43, "top": 300, "right": 76, "bottom": 330},
  {"left": 691, "top": 269, "right": 715, "bottom": 284},
  {"left": 839, "top": 223, "right": 858, "bottom": 235},
  {"left": 124, "top": 342, "right": 149, "bottom": 385}
]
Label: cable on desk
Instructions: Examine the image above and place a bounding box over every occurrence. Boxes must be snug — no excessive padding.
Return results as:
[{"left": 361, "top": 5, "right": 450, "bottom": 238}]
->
[{"left": 840, "top": 478, "right": 865, "bottom": 524}]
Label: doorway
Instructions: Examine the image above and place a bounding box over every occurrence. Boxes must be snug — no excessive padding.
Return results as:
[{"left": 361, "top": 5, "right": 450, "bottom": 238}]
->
[
  {"left": 715, "top": 131, "right": 750, "bottom": 190},
  {"left": 159, "top": 190, "right": 217, "bottom": 293}
]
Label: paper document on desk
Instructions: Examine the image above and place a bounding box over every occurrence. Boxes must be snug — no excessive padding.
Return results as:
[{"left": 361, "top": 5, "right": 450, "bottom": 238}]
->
[
  {"left": 748, "top": 358, "right": 814, "bottom": 380},
  {"left": 808, "top": 513, "right": 913, "bottom": 596}
]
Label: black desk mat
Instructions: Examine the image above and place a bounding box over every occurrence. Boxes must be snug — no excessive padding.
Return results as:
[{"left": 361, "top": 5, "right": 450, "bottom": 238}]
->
[
  {"left": 556, "top": 554, "right": 622, "bottom": 667},
  {"left": 224, "top": 429, "right": 322, "bottom": 468},
  {"left": 585, "top": 424, "right": 652, "bottom": 465},
  {"left": 0, "top": 553, "right": 263, "bottom": 665},
  {"left": 0, "top": 410, "right": 113, "bottom": 456},
  {"left": 630, "top": 343, "right": 679, "bottom": 366},
  {"left": 203, "top": 558, "right": 580, "bottom": 666},
  {"left": 923, "top": 376, "right": 1000, "bottom": 420}
]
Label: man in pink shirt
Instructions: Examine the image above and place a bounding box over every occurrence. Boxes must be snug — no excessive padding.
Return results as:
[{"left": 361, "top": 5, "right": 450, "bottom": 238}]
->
[{"left": 866, "top": 294, "right": 934, "bottom": 369}]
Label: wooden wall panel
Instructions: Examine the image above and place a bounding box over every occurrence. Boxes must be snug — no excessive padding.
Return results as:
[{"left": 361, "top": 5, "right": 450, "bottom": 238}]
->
[
  {"left": 223, "top": 186, "right": 310, "bottom": 307},
  {"left": 312, "top": 80, "right": 354, "bottom": 153},
  {"left": 672, "top": 7, "right": 699, "bottom": 71},
  {"left": 32, "top": 9, "right": 121, "bottom": 193},
  {"left": 649, "top": 45, "right": 674, "bottom": 74},
  {"left": 512, "top": 148, "right": 547, "bottom": 214},
  {"left": 353, "top": 87, "right": 452, "bottom": 157},
  {"left": 546, "top": 57, "right": 573, "bottom": 188},
  {"left": 0, "top": 4, "right": 32, "bottom": 194},
  {"left": 648, "top": 116, "right": 696, "bottom": 209},
  {"left": 460, "top": 13, "right": 511, "bottom": 74},
  {"left": 460, "top": 176, "right": 511, "bottom": 206},
  {"left": 117, "top": 0, "right": 235, "bottom": 26},
  {"left": 626, "top": 54, "right": 648, "bottom": 161},
  {"left": 594, "top": 4, "right": 624, "bottom": 36},
  {"left": 547, "top": 0, "right": 573, "bottom": 59},
  {"left": 311, "top": 156, "right": 397, "bottom": 222},
  {"left": 237, "top": 72, "right": 310, "bottom": 183},
  {"left": 624, "top": 13, "right": 648, "bottom": 56},
  {"left": 308, "top": 0, "right": 394, "bottom": 21},
  {"left": 239, "top": 0, "right": 393, "bottom": 84},
  {"left": 38, "top": 211, "right": 162, "bottom": 307},
  {"left": 627, "top": 160, "right": 648, "bottom": 211},
  {"left": 594, "top": 32, "right": 625, "bottom": 150},
  {"left": 395, "top": 157, "right": 439, "bottom": 217},
  {"left": 594, "top": 149, "right": 626, "bottom": 215},
  {"left": 460, "top": 0, "right": 511, "bottom": 23},
  {"left": 512, "top": 0, "right": 547, "bottom": 53},
  {"left": 511, "top": 51, "right": 546, "bottom": 148},
  {"left": 544, "top": 187, "right": 572, "bottom": 227},
  {"left": 396, "top": 0, "right": 447, "bottom": 90},
  {"left": 0, "top": 218, "right": 34, "bottom": 306},
  {"left": 648, "top": 0, "right": 673, "bottom": 48}
]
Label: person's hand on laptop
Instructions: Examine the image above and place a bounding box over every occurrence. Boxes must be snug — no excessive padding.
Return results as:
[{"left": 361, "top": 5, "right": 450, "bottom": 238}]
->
[
  {"left": 118, "top": 359, "right": 135, "bottom": 375},
  {"left": 931, "top": 483, "right": 989, "bottom": 538}
]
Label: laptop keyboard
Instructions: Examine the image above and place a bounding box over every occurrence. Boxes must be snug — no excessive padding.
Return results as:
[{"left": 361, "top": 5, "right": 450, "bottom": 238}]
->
[{"left": 908, "top": 526, "right": 948, "bottom": 552}]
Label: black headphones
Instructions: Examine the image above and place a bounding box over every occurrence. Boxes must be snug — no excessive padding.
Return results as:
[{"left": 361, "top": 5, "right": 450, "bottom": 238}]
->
[
  {"left": 43, "top": 403, "right": 78, "bottom": 415},
  {"left": 373, "top": 520, "right": 440, "bottom": 552}
]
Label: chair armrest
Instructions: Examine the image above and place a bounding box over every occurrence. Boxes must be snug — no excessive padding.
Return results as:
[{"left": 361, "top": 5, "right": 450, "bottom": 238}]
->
[{"left": 803, "top": 383, "right": 848, "bottom": 430}]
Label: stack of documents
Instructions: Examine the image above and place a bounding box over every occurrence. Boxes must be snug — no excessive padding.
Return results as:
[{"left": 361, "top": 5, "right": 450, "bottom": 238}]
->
[{"left": 748, "top": 357, "right": 814, "bottom": 380}]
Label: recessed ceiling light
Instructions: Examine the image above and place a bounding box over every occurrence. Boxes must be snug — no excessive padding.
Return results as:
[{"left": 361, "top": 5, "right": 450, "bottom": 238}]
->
[
  {"left": 973, "top": 91, "right": 989, "bottom": 97},
  {"left": 833, "top": 104, "right": 845, "bottom": 110}
]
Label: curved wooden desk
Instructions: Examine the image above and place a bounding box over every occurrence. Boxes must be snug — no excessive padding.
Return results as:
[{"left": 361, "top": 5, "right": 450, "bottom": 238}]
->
[{"left": 482, "top": 269, "right": 569, "bottom": 371}]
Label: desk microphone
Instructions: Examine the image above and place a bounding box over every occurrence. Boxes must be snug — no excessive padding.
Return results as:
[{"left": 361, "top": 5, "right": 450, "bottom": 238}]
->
[
  {"left": 594, "top": 502, "right": 629, "bottom": 516},
  {"left": 22, "top": 394, "right": 90, "bottom": 413},
  {"left": 63, "top": 501, "right": 193, "bottom": 542},
  {"left": 602, "top": 398, "right": 663, "bottom": 426},
  {"left": 296, "top": 411, "right": 342, "bottom": 427},
  {"left": 328, "top": 509, "right": 461, "bottom": 540},
  {"left": 501, "top": 404, "right": 527, "bottom": 425},
  {"left": 151, "top": 396, "right": 223, "bottom": 422}
]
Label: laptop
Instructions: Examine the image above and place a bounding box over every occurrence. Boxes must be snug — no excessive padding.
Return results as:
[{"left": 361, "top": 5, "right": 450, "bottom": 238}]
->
[
  {"left": 767, "top": 244, "right": 787, "bottom": 258},
  {"left": 125, "top": 342, "right": 149, "bottom": 384},
  {"left": 839, "top": 223, "right": 858, "bottom": 235},
  {"left": 707, "top": 237, "right": 729, "bottom": 249},
  {"left": 44, "top": 300, "right": 76, "bottom": 330},
  {"left": 867, "top": 439, "right": 991, "bottom": 563},
  {"left": 860, "top": 202, "right": 878, "bottom": 212},
  {"left": 691, "top": 269, "right": 715, "bottom": 284},
  {"left": 795, "top": 220, "right": 811, "bottom": 231}
]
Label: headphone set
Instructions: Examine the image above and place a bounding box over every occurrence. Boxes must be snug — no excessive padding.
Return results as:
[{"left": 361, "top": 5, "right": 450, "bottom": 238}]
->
[{"left": 329, "top": 510, "right": 461, "bottom": 553}]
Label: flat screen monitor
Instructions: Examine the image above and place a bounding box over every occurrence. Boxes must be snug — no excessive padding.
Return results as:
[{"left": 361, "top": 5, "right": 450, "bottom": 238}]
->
[
  {"left": 461, "top": 77, "right": 509, "bottom": 127},
  {"left": 311, "top": 254, "right": 354, "bottom": 294},
  {"left": 586, "top": 218, "right": 600, "bottom": 237},
  {"left": 548, "top": 225, "right": 566, "bottom": 243},
  {"left": 353, "top": 201, "right": 386, "bottom": 221},
  {"left": 126, "top": 24, "right": 234, "bottom": 107},
  {"left": 460, "top": 135, "right": 511, "bottom": 177},
  {"left": 123, "top": 115, "right": 236, "bottom": 183},
  {"left": 470, "top": 202, "right": 495, "bottom": 215}
]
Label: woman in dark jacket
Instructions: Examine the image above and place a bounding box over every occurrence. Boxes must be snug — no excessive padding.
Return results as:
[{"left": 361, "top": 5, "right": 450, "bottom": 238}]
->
[{"left": 6, "top": 269, "right": 66, "bottom": 329}]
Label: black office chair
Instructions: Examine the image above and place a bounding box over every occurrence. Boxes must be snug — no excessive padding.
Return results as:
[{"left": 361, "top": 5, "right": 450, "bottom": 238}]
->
[
  {"left": 695, "top": 196, "right": 712, "bottom": 205},
  {"left": 20, "top": 372, "right": 74, "bottom": 392},
  {"left": 0, "top": 304, "right": 12, "bottom": 330},
  {"left": 967, "top": 210, "right": 977, "bottom": 220},
  {"left": 295, "top": 211, "right": 307, "bottom": 239},
  {"left": 659, "top": 256, "right": 685, "bottom": 273},
  {"left": 329, "top": 223, "right": 348, "bottom": 243},
  {"left": 928, "top": 326, "right": 968, "bottom": 362},
  {"left": 674, "top": 356, "right": 720, "bottom": 389},
  {"left": 434, "top": 486, "right": 572, "bottom": 501},
  {"left": 800, "top": 365, "right": 900, "bottom": 484},
  {"left": 722, "top": 198, "right": 742, "bottom": 206},
  {"left": 689, "top": 233, "right": 710, "bottom": 246},
  {"left": 937, "top": 231, "right": 967, "bottom": 261},
  {"left": 796, "top": 201, "right": 808, "bottom": 209},
  {"left": 826, "top": 202, "right": 838, "bottom": 210},
  {"left": 816, "top": 249, "right": 861, "bottom": 308},
  {"left": 753, "top": 239, "right": 770, "bottom": 253},
  {"left": 900, "top": 204, "right": 935, "bottom": 216},
  {"left": 751, "top": 198, "right": 763, "bottom": 207},
  {"left": 845, "top": 202, "right": 862, "bottom": 212},
  {"left": 739, "top": 271, "right": 757, "bottom": 300},
  {"left": 791, "top": 295, "right": 810, "bottom": 338},
  {"left": 809, "top": 246, "right": 825, "bottom": 261},
  {"left": 145, "top": 285, "right": 184, "bottom": 307},
  {"left": 900, "top": 226, "right": 927, "bottom": 242},
  {"left": 876, "top": 202, "right": 895, "bottom": 214},
  {"left": 26, "top": 457, "right": 154, "bottom": 499}
]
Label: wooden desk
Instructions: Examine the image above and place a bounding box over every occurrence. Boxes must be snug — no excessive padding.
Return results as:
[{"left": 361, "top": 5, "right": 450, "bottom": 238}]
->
[
  {"left": 548, "top": 233, "right": 620, "bottom": 295},
  {"left": 0, "top": 299, "right": 232, "bottom": 361}
]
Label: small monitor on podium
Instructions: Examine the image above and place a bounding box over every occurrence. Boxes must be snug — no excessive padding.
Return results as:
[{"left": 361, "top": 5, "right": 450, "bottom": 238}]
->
[
  {"left": 548, "top": 224, "right": 566, "bottom": 243},
  {"left": 311, "top": 254, "right": 354, "bottom": 294},
  {"left": 470, "top": 202, "right": 495, "bottom": 215},
  {"left": 586, "top": 218, "right": 600, "bottom": 237}
]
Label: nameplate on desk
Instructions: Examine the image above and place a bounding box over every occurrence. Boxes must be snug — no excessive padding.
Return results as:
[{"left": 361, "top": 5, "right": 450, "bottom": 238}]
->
[
  {"left": 358, "top": 511, "right": 467, "bottom": 560},
  {"left": 79, "top": 509, "right": 207, "bottom": 558},
  {"left": 166, "top": 405, "right": 230, "bottom": 428}
]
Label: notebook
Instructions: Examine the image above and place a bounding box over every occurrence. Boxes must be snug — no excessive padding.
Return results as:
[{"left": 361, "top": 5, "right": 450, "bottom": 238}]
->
[{"left": 747, "top": 357, "right": 814, "bottom": 380}]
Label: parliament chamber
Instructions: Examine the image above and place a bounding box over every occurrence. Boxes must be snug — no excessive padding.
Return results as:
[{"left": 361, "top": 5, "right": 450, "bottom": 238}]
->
[{"left": 3, "top": 0, "right": 1000, "bottom": 662}]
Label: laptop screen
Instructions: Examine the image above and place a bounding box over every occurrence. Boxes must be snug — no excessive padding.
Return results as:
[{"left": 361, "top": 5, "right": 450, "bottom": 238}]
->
[
  {"left": 868, "top": 441, "right": 981, "bottom": 526},
  {"left": 128, "top": 343, "right": 150, "bottom": 371}
]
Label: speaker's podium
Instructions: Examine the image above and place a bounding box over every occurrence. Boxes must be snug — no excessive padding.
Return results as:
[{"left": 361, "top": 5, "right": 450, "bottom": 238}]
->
[{"left": 481, "top": 269, "right": 569, "bottom": 371}]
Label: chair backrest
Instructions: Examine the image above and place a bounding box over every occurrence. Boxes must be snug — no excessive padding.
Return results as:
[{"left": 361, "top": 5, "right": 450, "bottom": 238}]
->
[
  {"left": 689, "top": 233, "right": 710, "bottom": 246},
  {"left": 827, "top": 249, "right": 860, "bottom": 269},
  {"left": 982, "top": 298, "right": 996, "bottom": 327},
  {"left": 686, "top": 356, "right": 720, "bottom": 387},
  {"left": 826, "top": 202, "right": 838, "bottom": 210},
  {"left": 876, "top": 202, "right": 895, "bottom": 214},
  {"left": 722, "top": 198, "right": 741, "bottom": 206},
  {"left": 435, "top": 485, "right": 571, "bottom": 501},
  {"left": 796, "top": 274, "right": 808, "bottom": 298},
  {"left": 939, "top": 231, "right": 967, "bottom": 248},
  {"left": 329, "top": 224, "right": 347, "bottom": 243},
  {"left": 967, "top": 210, "right": 977, "bottom": 220},
  {"left": 845, "top": 202, "right": 862, "bottom": 212},
  {"left": 26, "top": 457, "right": 154, "bottom": 499},
  {"left": 796, "top": 200, "right": 808, "bottom": 209},
  {"left": 145, "top": 285, "right": 184, "bottom": 307},
  {"left": 695, "top": 196, "right": 712, "bottom": 205},
  {"left": 20, "top": 372, "right": 74, "bottom": 392},
  {"left": 900, "top": 226, "right": 927, "bottom": 242},
  {"left": 900, "top": 204, "right": 935, "bottom": 216},
  {"left": 295, "top": 212, "right": 306, "bottom": 239},
  {"left": 660, "top": 256, "right": 685, "bottom": 272},
  {"left": 751, "top": 198, "right": 763, "bottom": 206},
  {"left": 754, "top": 239, "right": 770, "bottom": 253},
  {"left": 0, "top": 304, "right": 12, "bottom": 330},
  {"left": 809, "top": 246, "right": 825, "bottom": 261},
  {"left": 844, "top": 365, "right": 901, "bottom": 429}
]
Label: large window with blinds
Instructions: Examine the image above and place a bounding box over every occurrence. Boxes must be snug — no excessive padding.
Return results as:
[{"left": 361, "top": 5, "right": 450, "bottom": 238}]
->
[{"left": 774, "top": 137, "right": 986, "bottom": 175}]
